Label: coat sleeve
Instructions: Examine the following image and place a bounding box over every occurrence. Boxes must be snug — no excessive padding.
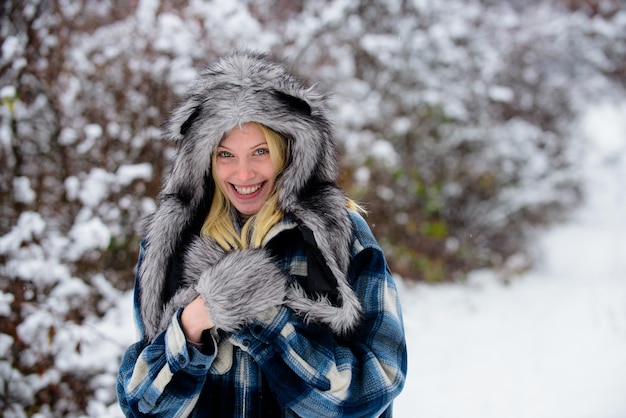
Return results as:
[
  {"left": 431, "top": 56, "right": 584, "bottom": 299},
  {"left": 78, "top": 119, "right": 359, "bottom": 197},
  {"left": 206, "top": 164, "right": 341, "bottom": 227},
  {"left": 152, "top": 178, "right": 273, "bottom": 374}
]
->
[
  {"left": 233, "top": 221, "right": 408, "bottom": 417},
  {"left": 116, "top": 243, "right": 217, "bottom": 417}
]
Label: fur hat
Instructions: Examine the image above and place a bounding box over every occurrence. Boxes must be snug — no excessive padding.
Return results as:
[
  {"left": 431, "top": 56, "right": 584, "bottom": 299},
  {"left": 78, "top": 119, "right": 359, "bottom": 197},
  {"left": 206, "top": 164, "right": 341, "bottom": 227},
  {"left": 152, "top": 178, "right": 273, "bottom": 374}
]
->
[{"left": 138, "top": 51, "right": 360, "bottom": 341}]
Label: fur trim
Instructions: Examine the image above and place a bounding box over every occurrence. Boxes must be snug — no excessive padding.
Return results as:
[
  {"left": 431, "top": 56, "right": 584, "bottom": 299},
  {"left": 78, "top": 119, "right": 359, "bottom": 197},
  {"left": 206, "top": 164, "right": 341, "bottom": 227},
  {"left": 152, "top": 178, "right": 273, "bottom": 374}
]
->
[
  {"left": 193, "top": 248, "right": 287, "bottom": 333},
  {"left": 139, "top": 51, "right": 361, "bottom": 341}
]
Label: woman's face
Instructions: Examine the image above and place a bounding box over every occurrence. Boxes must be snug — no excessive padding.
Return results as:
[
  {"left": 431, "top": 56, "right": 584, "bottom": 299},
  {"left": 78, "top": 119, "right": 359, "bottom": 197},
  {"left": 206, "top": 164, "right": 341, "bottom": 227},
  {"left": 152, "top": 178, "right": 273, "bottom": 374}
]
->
[{"left": 214, "top": 123, "right": 278, "bottom": 216}]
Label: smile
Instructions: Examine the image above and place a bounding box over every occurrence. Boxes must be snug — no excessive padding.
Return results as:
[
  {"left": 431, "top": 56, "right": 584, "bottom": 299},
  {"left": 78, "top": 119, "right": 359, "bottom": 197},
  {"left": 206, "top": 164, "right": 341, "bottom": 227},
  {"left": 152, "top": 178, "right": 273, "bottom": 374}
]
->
[{"left": 232, "top": 182, "right": 264, "bottom": 195}]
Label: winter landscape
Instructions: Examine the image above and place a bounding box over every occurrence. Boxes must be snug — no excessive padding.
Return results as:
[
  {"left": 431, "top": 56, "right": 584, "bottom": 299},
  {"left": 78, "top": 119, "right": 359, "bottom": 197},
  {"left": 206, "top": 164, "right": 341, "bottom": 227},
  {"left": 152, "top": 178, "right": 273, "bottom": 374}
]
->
[
  {"left": 394, "top": 102, "right": 626, "bottom": 418},
  {"left": 1, "top": 1, "right": 625, "bottom": 417}
]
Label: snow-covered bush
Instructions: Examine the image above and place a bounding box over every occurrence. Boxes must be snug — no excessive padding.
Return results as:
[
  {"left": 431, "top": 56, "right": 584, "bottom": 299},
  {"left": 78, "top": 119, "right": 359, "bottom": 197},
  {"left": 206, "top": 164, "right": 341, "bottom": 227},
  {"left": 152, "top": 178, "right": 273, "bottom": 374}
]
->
[{"left": 1, "top": 0, "right": 624, "bottom": 415}]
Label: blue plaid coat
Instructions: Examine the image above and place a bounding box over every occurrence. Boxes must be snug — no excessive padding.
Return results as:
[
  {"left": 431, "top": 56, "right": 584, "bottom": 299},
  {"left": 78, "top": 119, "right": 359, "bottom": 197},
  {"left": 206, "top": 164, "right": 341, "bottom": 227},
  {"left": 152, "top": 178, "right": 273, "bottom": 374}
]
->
[{"left": 117, "top": 212, "right": 407, "bottom": 417}]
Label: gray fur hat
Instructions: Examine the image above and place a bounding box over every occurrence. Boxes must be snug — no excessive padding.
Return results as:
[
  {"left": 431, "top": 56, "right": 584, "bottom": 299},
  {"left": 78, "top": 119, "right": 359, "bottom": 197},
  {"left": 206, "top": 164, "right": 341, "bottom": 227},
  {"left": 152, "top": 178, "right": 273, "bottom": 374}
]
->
[
  {"left": 138, "top": 51, "right": 360, "bottom": 340},
  {"left": 162, "top": 50, "right": 337, "bottom": 213}
]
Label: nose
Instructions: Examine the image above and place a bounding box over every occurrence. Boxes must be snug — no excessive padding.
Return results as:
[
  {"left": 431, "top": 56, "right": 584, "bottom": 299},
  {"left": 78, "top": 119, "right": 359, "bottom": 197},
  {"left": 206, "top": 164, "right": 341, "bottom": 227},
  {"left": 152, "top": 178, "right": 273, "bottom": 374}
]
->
[{"left": 234, "top": 159, "right": 255, "bottom": 181}]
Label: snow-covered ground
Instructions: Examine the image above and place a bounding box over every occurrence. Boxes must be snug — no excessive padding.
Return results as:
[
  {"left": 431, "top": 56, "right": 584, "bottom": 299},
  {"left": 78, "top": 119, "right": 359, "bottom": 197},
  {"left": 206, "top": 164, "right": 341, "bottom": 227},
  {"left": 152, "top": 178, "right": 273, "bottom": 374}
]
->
[
  {"left": 394, "top": 102, "right": 626, "bottom": 418},
  {"left": 98, "top": 102, "right": 626, "bottom": 418}
]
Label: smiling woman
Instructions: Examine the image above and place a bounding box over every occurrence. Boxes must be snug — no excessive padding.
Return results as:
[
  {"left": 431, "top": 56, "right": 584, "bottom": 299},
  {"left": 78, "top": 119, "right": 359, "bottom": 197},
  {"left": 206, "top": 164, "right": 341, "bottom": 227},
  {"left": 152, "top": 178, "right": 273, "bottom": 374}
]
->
[
  {"left": 214, "top": 123, "right": 280, "bottom": 216},
  {"left": 116, "top": 51, "right": 407, "bottom": 418},
  {"left": 202, "top": 122, "right": 288, "bottom": 250}
]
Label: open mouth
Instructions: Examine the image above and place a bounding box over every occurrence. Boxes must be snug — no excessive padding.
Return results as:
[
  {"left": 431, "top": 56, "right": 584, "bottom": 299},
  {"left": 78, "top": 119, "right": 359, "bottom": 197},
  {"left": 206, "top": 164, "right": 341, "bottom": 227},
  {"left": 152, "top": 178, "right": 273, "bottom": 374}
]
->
[{"left": 232, "top": 182, "right": 264, "bottom": 196}]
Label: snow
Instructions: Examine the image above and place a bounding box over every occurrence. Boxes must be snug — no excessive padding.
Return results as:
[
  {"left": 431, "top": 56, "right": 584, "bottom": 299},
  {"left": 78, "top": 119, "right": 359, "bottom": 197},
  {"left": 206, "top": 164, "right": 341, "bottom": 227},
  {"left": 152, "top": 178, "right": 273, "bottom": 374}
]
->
[
  {"left": 67, "top": 217, "right": 111, "bottom": 260},
  {"left": 1, "top": 36, "right": 21, "bottom": 61},
  {"left": 116, "top": 163, "right": 153, "bottom": 186},
  {"left": 0, "top": 211, "right": 46, "bottom": 252},
  {"left": 488, "top": 85, "right": 515, "bottom": 103},
  {"left": 78, "top": 168, "right": 116, "bottom": 207},
  {"left": 0, "top": 293, "right": 13, "bottom": 317},
  {"left": 394, "top": 101, "right": 626, "bottom": 418}
]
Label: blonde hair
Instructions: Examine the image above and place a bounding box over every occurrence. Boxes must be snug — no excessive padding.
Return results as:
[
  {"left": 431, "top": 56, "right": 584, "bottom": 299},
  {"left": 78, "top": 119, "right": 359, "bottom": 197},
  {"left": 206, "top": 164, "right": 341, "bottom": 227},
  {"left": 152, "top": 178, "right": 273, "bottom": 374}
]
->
[{"left": 201, "top": 123, "right": 288, "bottom": 249}]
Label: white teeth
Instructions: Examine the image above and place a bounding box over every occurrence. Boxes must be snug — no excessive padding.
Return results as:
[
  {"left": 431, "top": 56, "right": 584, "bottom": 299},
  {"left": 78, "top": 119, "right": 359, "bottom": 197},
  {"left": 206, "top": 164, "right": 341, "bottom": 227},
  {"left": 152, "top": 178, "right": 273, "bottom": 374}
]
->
[{"left": 233, "top": 183, "right": 262, "bottom": 195}]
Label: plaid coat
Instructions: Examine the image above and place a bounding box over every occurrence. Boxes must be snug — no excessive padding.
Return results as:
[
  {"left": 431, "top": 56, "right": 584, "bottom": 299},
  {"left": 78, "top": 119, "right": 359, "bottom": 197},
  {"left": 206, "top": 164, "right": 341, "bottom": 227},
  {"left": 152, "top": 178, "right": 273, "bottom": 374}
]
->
[{"left": 117, "top": 212, "right": 407, "bottom": 417}]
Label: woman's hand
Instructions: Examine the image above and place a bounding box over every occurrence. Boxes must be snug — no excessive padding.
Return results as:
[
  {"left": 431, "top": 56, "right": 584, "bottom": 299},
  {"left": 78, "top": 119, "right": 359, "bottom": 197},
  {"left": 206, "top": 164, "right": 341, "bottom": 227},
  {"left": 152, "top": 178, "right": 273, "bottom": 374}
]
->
[{"left": 181, "top": 296, "right": 215, "bottom": 343}]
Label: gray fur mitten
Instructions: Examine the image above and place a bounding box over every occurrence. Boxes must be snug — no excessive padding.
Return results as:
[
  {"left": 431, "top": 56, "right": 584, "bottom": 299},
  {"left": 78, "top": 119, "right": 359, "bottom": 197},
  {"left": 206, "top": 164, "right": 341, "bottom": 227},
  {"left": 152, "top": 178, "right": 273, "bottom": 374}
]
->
[
  {"left": 155, "top": 237, "right": 227, "bottom": 335},
  {"left": 195, "top": 248, "right": 288, "bottom": 332}
]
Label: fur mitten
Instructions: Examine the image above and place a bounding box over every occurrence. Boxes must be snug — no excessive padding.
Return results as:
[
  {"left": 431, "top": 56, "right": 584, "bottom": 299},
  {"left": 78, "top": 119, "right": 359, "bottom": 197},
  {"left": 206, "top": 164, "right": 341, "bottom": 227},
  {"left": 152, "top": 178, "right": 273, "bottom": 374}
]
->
[
  {"left": 156, "top": 237, "right": 227, "bottom": 335},
  {"left": 195, "top": 248, "right": 288, "bottom": 332},
  {"left": 158, "top": 286, "right": 198, "bottom": 335}
]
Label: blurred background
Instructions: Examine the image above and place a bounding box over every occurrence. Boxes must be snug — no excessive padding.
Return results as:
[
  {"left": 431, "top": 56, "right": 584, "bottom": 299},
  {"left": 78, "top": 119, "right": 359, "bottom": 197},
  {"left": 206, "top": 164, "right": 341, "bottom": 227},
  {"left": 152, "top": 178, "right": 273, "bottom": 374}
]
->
[{"left": 1, "top": 0, "right": 625, "bottom": 416}]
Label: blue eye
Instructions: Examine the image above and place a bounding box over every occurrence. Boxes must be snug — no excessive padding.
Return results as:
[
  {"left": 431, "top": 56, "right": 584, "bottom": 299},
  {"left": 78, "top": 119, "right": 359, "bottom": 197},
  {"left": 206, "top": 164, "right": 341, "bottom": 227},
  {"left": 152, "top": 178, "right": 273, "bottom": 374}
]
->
[
  {"left": 255, "top": 148, "right": 269, "bottom": 156},
  {"left": 217, "top": 151, "right": 232, "bottom": 158}
]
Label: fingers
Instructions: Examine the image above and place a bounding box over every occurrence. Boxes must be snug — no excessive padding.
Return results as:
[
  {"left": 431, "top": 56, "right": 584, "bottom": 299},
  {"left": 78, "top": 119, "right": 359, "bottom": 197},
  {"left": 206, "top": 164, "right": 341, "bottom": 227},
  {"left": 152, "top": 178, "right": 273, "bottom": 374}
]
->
[{"left": 181, "top": 296, "right": 215, "bottom": 343}]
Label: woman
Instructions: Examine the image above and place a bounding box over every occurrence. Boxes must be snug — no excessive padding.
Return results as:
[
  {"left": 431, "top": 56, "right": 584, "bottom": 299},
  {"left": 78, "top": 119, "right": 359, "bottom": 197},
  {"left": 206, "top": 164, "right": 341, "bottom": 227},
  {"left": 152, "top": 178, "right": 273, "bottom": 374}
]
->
[{"left": 117, "top": 51, "right": 407, "bottom": 417}]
